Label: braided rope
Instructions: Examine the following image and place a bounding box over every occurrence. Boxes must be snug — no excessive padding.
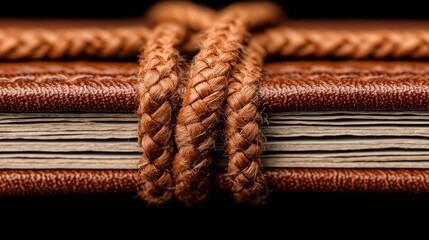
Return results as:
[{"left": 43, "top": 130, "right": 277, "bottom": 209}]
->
[
  {"left": 136, "top": 23, "right": 186, "bottom": 206},
  {"left": 2, "top": 27, "right": 429, "bottom": 60},
  {"left": 0, "top": 27, "right": 150, "bottom": 60},
  {"left": 138, "top": 2, "right": 220, "bottom": 206},
  {"left": 225, "top": 39, "right": 268, "bottom": 204},
  {"left": 170, "top": 2, "right": 281, "bottom": 206},
  {"left": 256, "top": 27, "right": 429, "bottom": 58},
  {"left": 172, "top": 9, "right": 249, "bottom": 206}
]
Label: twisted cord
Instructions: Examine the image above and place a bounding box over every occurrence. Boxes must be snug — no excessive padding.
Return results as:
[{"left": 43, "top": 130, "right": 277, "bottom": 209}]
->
[
  {"left": 3, "top": 27, "right": 429, "bottom": 60},
  {"left": 173, "top": 2, "right": 281, "bottom": 206},
  {"left": 136, "top": 23, "right": 186, "bottom": 206},
  {"left": 173, "top": 13, "right": 247, "bottom": 206},
  {"left": 4, "top": 25, "right": 429, "bottom": 60},
  {"left": 0, "top": 27, "right": 150, "bottom": 60},
  {"left": 225, "top": 39, "right": 268, "bottom": 204},
  {"left": 221, "top": 3, "right": 281, "bottom": 204},
  {"left": 257, "top": 27, "right": 429, "bottom": 58}
]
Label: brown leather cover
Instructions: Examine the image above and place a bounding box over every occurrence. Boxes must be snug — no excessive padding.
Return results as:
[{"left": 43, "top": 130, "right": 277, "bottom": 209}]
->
[
  {"left": 1, "top": 169, "right": 429, "bottom": 196},
  {"left": 3, "top": 61, "right": 429, "bottom": 195},
  {"left": 2, "top": 61, "right": 429, "bottom": 112}
]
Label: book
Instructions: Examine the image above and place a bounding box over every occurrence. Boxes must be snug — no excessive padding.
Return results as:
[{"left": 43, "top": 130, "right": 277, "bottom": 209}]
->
[
  {"left": 3, "top": 61, "right": 429, "bottom": 169},
  {"left": 3, "top": 18, "right": 429, "bottom": 196}
]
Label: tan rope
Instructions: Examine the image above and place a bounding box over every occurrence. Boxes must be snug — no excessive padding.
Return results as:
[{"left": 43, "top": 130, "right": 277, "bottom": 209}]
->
[
  {"left": 225, "top": 39, "right": 268, "bottom": 204},
  {"left": 256, "top": 27, "right": 429, "bottom": 58},
  {"left": 0, "top": 27, "right": 150, "bottom": 60},
  {"left": 3, "top": 27, "right": 429, "bottom": 60},
  {"left": 221, "top": 3, "right": 282, "bottom": 205},
  {"left": 172, "top": 7, "right": 249, "bottom": 206},
  {"left": 137, "top": 3, "right": 219, "bottom": 206},
  {"left": 171, "top": 2, "right": 281, "bottom": 206},
  {"left": 136, "top": 23, "right": 186, "bottom": 206}
]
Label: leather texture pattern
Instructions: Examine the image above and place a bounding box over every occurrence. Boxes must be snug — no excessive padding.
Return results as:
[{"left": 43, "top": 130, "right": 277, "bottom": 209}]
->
[
  {"left": 0, "top": 170, "right": 137, "bottom": 195},
  {"left": 2, "top": 61, "right": 429, "bottom": 112},
  {"left": 1, "top": 169, "right": 429, "bottom": 196},
  {"left": 218, "top": 169, "right": 429, "bottom": 193}
]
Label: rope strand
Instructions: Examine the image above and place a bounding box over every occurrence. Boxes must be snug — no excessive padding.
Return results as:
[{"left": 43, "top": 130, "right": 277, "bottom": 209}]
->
[
  {"left": 173, "top": 12, "right": 248, "bottom": 206},
  {"left": 3, "top": 27, "right": 429, "bottom": 60},
  {"left": 137, "top": 23, "right": 186, "bottom": 206},
  {"left": 225, "top": 39, "right": 268, "bottom": 204},
  {"left": 173, "top": 2, "right": 281, "bottom": 206},
  {"left": 256, "top": 27, "right": 429, "bottom": 58},
  {"left": 0, "top": 27, "right": 150, "bottom": 60}
]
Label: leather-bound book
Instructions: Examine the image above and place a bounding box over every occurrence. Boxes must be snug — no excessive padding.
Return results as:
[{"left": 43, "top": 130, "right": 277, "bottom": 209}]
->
[{"left": 2, "top": 16, "right": 429, "bottom": 199}]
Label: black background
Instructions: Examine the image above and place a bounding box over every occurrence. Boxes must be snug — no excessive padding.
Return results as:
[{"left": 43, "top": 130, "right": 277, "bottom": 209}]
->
[
  {"left": 2, "top": 0, "right": 428, "bottom": 19},
  {"left": 1, "top": 0, "right": 428, "bottom": 234}
]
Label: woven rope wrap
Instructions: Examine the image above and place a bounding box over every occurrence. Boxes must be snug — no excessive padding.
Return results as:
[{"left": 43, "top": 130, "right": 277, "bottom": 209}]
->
[
  {"left": 0, "top": 27, "right": 150, "bottom": 60},
  {"left": 166, "top": 2, "right": 281, "bottom": 206},
  {"left": 173, "top": 10, "right": 246, "bottom": 206},
  {"left": 137, "top": 3, "right": 216, "bottom": 206},
  {"left": 254, "top": 27, "right": 429, "bottom": 58},
  {"left": 138, "top": 2, "right": 282, "bottom": 206},
  {"left": 5, "top": 27, "right": 429, "bottom": 60},
  {"left": 137, "top": 23, "right": 186, "bottom": 206},
  {"left": 221, "top": 3, "right": 282, "bottom": 204},
  {"left": 225, "top": 39, "right": 269, "bottom": 204}
]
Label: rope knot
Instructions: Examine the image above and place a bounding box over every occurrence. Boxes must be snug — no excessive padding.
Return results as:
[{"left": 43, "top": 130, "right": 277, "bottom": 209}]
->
[{"left": 137, "top": 1, "right": 284, "bottom": 206}]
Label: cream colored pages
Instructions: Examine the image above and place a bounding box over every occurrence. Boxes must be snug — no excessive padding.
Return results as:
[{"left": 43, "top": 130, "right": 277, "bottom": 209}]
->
[{"left": 2, "top": 112, "right": 429, "bottom": 169}]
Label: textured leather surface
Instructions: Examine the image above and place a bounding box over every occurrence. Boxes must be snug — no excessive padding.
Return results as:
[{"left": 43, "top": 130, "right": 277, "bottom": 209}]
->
[
  {"left": 2, "top": 61, "right": 429, "bottom": 112},
  {"left": 218, "top": 169, "right": 429, "bottom": 193},
  {"left": 264, "top": 61, "right": 429, "bottom": 111},
  {"left": 0, "top": 62, "right": 137, "bottom": 112},
  {"left": 1, "top": 169, "right": 429, "bottom": 196},
  {"left": 0, "top": 170, "right": 137, "bottom": 195}
]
